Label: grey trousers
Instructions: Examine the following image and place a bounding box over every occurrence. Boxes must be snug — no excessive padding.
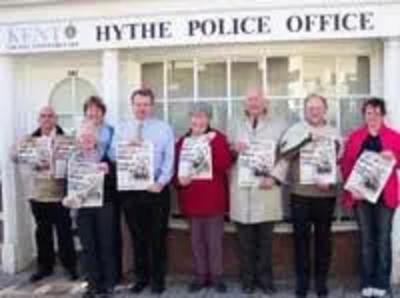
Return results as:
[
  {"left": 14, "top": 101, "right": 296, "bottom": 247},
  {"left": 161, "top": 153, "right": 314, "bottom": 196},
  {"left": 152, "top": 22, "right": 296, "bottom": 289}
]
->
[{"left": 189, "top": 215, "right": 224, "bottom": 282}]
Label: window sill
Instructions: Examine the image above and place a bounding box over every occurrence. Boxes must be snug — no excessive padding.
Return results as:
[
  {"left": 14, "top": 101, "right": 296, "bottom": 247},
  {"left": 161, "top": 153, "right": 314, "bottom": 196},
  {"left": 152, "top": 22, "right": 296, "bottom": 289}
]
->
[{"left": 169, "top": 218, "right": 358, "bottom": 233}]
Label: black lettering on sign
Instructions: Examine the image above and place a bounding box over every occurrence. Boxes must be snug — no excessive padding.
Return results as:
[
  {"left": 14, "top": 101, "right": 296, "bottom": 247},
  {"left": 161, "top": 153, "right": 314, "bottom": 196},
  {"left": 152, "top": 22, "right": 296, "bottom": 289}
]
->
[
  {"left": 187, "top": 16, "right": 271, "bottom": 37},
  {"left": 287, "top": 15, "right": 302, "bottom": 32},
  {"left": 286, "top": 12, "right": 375, "bottom": 33}
]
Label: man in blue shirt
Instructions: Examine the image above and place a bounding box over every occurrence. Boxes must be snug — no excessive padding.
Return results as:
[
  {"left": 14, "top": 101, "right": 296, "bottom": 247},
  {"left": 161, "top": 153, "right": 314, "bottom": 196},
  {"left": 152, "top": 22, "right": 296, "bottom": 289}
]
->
[{"left": 111, "top": 88, "right": 175, "bottom": 294}]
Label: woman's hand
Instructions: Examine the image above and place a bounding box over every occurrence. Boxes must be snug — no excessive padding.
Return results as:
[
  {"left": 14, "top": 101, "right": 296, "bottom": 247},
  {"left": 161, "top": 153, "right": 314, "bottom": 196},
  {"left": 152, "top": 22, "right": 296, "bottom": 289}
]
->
[
  {"left": 381, "top": 150, "right": 395, "bottom": 161},
  {"left": 98, "top": 162, "right": 109, "bottom": 174},
  {"left": 205, "top": 132, "right": 216, "bottom": 143},
  {"left": 351, "top": 189, "right": 364, "bottom": 200},
  {"left": 179, "top": 176, "right": 192, "bottom": 187},
  {"left": 316, "top": 183, "right": 331, "bottom": 191},
  {"left": 260, "top": 177, "right": 275, "bottom": 190},
  {"left": 233, "top": 142, "right": 247, "bottom": 154}
]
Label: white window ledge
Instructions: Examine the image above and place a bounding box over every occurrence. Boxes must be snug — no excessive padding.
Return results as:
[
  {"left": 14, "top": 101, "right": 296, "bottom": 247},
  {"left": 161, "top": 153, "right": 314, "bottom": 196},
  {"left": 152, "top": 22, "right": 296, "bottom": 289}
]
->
[{"left": 169, "top": 218, "right": 358, "bottom": 233}]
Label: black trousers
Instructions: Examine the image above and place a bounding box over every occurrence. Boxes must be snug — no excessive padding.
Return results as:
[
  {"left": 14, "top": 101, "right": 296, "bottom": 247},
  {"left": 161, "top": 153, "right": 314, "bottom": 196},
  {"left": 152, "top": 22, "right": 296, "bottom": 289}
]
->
[
  {"left": 120, "top": 188, "right": 170, "bottom": 286},
  {"left": 235, "top": 222, "right": 274, "bottom": 288},
  {"left": 290, "top": 195, "right": 336, "bottom": 296},
  {"left": 112, "top": 197, "right": 123, "bottom": 283},
  {"left": 77, "top": 203, "right": 116, "bottom": 290},
  {"left": 29, "top": 200, "right": 77, "bottom": 272}
]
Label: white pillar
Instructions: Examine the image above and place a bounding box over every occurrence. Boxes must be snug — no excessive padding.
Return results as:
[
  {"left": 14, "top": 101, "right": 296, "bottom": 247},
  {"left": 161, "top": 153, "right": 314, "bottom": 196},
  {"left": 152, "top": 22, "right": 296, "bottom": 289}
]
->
[
  {"left": 0, "top": 56, "right": 33, "bottom": 273},
  {"left": 101, "top": 50, "right": 120, "bottom": 126},
  {"left": 383, "top": 37, "right": 400, "bottom": 283}
]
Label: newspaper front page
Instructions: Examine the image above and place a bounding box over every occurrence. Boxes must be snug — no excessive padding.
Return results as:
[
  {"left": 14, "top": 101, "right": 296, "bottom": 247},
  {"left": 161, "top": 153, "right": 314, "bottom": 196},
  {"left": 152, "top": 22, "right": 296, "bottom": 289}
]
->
[
  {"left": 238, "top": 140, "right": 277, "bottom": 187},
  {"left": 300, "top": 138, "right": 337, "bottom": 185},
  {"left": 116, "top": 141, "right": 155, "bottom": 191},
  {"left": 344, "top": 151, "right": 395, "bottom": 204},
  {"left": 67, "top": 161, "right": 105, "bottom": 208},
  {"left": 178, "top": 136, "right": 213, "bottom": 180},
  {"left": 53, "top": 136, "right": 76, "bottom": 179}
]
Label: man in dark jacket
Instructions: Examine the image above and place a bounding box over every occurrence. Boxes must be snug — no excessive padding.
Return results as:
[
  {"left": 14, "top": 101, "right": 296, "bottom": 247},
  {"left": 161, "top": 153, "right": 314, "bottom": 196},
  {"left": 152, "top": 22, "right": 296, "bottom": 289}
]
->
[{"left": 13, "top": 106, "right": 77, "bottom": 282}]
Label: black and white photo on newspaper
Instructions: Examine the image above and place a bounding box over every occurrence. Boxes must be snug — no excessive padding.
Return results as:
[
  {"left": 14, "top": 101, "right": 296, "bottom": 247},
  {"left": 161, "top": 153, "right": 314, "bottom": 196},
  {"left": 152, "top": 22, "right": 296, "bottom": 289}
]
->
[
  {"left": 178, "top": 135, "right": 212, "bottom": 180},
  {"left": 116, "top": 141, "right": 154, "bottom": 191},
  {"left": 53, "top": 136, "right": 76, "bottom": 179},
  {"left": 238, "top": 139, "right": 276, "bottom": 187},
  {"left": 65, "top": 160, "right": 105, "bottom": 208},
  {"left": 32, "top": 136, "right": 53, "bottom": 179},
  {"left": 300, "top": 137, "right": 337, "bottom": 185},
  {"left": 344, "top": 151, "right": 395, "bottom": 204}
]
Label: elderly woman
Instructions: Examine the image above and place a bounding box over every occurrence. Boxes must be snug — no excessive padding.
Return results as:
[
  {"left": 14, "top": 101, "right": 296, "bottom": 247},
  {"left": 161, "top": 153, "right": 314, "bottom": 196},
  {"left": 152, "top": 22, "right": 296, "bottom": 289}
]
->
[
  {"left": 174, "top": 102, "right": 232, "bottom": 293},
  {"left": 63, "top": 120, "right": 117, "bottom": 298},
  {"left": 229, "top": 89, "right": 287, "bottom": 294},
  {"left": 341, "top": 98, "right": 400, "bottom": 298},
  {"left": 275, "top": 94, "right": 341, "bottom": 298}
]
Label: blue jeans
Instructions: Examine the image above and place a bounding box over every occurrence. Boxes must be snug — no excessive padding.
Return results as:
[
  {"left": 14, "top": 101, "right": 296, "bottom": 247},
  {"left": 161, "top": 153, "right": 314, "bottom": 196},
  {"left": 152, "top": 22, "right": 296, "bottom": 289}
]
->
[{"left": 355, "top": 200, "right": 394, "bottom": 291}]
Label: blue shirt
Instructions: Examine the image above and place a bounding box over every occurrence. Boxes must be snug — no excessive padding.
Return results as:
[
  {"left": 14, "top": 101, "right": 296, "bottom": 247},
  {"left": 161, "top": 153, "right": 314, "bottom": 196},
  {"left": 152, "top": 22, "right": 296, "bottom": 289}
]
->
[
  {"left": 97, "top": 123, "right": 114, "bottom": 159},
  {"left": 110, "top": 117, "right": 175, "bottom": 187}
]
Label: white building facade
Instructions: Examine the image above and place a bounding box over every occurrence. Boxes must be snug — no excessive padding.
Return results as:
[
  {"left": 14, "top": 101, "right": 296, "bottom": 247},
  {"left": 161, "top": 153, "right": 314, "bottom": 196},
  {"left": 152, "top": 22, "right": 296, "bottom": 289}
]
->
[{"left": 1, "top": 0, "right": 400, "bottom": 282}]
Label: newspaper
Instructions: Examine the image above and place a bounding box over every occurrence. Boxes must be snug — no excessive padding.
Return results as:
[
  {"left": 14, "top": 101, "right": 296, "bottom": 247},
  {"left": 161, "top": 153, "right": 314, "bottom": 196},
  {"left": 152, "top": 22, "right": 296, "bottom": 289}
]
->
[
  {"left": 16, "top": 137, "right": 39, "bottom": 164},
  {"left": 116, "top": 141, "right": 155, "bottom": 191},
  {"left": 32, "top": 136, "right": 53, "bottom": 179},
  {"left": 299, "top": 138, "right": 337, "bottom": 185},
  {"left": 344, "top": 151, "right": 396, "bottom": 204},
  {"left": 238, "top": 140, "right": 277, "bottom": 187},
  {"left": 178, "top": 136, "right": 213, "bottom": 180},
  {"left": 53, "top": 136, "right": 76, "bottom": 179},
  {"left": 66, "top": 161, "right": 105, "bottom": 208}
]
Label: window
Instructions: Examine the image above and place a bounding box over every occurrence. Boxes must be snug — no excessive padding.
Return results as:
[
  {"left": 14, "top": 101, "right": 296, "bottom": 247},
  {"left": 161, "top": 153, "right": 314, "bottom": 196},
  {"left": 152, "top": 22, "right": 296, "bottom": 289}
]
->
[
  {"left": 140, "top": 55, "right": 371, "bottom": 221},
  {"left": 50, "top": 76, "right": 98, "bottom": 133}
]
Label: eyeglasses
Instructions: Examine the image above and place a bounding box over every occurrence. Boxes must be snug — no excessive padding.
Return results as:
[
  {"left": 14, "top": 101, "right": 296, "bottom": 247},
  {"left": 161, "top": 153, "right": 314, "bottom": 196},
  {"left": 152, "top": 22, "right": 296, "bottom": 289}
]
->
[{"left": 40, "top": 114, "right": 55, "bottom": 118}]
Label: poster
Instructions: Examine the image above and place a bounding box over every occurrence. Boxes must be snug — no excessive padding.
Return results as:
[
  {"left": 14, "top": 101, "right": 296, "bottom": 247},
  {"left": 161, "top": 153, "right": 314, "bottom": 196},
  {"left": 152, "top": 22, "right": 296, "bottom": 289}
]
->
[
  {"left": 344, "top": 151, "right": 395, "bottom": 204},
  {"left": 116, "top": 141, "right": 154, "bottom": 191},
  {"left": 238, "top": 140, "right": 276, "bottom": 187},
  {"left": 53, "top": 136, "right": 76, "bottom": 179},
  {"left": 66, "top": 161, "right": 104, "bottom": 208},
  {"left": 300, "top": 138, "right": 337, "bottom": 185},
  {"left": 178, "top": 136, "right": 212, "bottom": 180}
]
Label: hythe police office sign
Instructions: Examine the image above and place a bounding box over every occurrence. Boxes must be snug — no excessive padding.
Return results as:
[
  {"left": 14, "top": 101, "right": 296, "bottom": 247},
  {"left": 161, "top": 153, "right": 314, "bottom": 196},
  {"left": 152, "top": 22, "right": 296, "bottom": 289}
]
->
[{"left": 0, "top": 4, "right": 399, "bottom": 54}]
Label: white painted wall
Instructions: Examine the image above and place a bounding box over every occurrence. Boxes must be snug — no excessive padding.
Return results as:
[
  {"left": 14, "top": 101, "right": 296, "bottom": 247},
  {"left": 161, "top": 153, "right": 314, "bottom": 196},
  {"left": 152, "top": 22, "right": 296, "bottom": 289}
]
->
[{"left": 0, "top": 0, "right": 399, "bottom": 24}]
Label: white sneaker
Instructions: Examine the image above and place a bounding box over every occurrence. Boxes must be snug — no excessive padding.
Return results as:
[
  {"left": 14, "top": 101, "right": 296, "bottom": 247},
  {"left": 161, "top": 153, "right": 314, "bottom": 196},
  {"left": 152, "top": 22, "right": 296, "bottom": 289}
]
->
[
  {"left": 372, "top": 288, "right": 387, "bottom": 297},
  {"left": 361, "top": 288, "right": 374, "bottom": 297}
]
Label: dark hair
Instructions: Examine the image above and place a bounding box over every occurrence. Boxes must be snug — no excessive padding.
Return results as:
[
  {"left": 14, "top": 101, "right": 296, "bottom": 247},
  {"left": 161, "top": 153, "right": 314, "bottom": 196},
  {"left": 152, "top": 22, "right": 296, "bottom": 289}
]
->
[
  {"left": 83, "top": 96, "right": 107, "bottom": 115},
  {"left": 362, "top": 97, "right": 386, "bottom": 116},
  {"left": 303, "top": 93, "right": 328, "bottom": 109},
  {"left": 131, "top": 87, "right": 155, "bottom": 104}
]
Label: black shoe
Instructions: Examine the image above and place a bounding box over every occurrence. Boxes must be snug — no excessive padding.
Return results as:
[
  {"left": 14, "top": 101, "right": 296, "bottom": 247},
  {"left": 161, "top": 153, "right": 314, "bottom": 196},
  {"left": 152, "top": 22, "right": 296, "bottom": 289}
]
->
[
  {"left": 213, "top": 280, "right": 227, "bottom": 293},
  {"left": 67, "top": 269, "right": 79, "bottom": 281},
  {"left": 82, "top": 287, "right": 97, "bottom": 298},
  {"left": 242, "top": 284, "right": 256, "bottom": 294},
  {"left": 29, "top": 269, "right": 53, "bottom": 283},
  {"left": 260, "top": 284, "right": 276, "bottom": 295},
  {"left": 98, "top": 287, "right": 114, "bottom": 298},
  {"left": 130, "top": 281, "right": 148, "bottom": 293},
  {"left": 188, "top": 280, "right": 205, "bottom": 293},
  {"left": 151, "top": 284, "right": 165, "bottom": 294}
]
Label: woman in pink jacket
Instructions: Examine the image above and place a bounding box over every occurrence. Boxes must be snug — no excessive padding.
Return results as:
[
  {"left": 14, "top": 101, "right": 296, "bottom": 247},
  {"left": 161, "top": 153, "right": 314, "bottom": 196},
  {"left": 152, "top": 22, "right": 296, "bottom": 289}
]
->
[{"left": 341, "top": 98, "right": 400, "bottom": 298}]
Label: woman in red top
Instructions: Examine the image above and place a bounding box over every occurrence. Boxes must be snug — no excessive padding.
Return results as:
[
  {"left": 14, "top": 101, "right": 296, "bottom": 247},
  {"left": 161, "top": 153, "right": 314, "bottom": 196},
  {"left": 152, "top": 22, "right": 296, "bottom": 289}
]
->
[
  {"left": 341, "top": 98, "right": 400, "bottom": 298},
  {"left": 174, "top": 102, "right": 232, "bottom": 294}
]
